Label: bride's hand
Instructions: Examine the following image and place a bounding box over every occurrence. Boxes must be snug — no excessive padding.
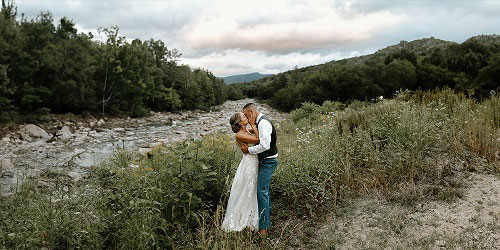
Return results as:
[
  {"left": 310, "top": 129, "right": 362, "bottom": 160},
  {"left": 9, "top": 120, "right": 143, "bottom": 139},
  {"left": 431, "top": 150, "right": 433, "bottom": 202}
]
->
[{"left": 240, "top": 144, "right": 249, "bottom": 154}]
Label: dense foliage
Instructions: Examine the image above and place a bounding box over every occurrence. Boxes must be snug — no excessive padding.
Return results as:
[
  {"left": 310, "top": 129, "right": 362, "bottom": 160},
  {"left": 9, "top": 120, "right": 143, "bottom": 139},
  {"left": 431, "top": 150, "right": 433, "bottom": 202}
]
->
[
  {"left": 0, "top": 1, "right": 243, "bottom": 122},
  {"left": 236, "top": 36, "right": 500, "bottom": 111},
  {"left": 1, "top": 90, "right": 498, "bottom": 249}
]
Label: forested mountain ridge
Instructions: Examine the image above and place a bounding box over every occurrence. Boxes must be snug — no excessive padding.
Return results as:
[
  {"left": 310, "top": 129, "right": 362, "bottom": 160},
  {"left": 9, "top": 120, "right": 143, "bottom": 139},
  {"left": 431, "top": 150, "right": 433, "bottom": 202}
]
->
[
  {"left": 219, "top": 72, "right": 273, "bottom": 84},
  {"left": 236, "top": 35, "right": 500, "bottom": 111},
  {"left": 0, "top": 1, "right": 244, "bottom": 123}
]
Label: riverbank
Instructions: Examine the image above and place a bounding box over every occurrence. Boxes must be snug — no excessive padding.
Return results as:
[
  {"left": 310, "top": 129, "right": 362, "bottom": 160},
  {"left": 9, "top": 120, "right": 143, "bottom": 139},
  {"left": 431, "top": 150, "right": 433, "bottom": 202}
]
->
[{"left": 0, "top": 99, "right": 288, "bottom": 195}]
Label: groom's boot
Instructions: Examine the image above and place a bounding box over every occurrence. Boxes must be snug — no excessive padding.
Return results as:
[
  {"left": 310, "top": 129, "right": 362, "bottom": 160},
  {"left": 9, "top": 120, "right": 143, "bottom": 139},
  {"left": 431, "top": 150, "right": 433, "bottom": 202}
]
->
[{"left": 259, "top": 229, "right": 268, "bottom": 238}]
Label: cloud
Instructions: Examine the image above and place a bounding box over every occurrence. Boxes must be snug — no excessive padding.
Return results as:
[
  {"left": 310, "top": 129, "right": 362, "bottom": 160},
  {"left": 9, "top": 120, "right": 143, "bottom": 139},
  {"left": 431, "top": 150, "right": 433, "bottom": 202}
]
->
[
  {"left": 14, "top": 0, "right": 500, "bottom": 76},
  {"left": 182, "top": 0, "right": 405, "bottom": 53}
]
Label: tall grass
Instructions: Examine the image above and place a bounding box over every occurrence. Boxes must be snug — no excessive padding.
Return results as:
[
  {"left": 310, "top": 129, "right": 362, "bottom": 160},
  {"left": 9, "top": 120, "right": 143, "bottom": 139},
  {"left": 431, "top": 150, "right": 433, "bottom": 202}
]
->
[{"left": 1, "top": 90, "right": 498, "bottom": 249}]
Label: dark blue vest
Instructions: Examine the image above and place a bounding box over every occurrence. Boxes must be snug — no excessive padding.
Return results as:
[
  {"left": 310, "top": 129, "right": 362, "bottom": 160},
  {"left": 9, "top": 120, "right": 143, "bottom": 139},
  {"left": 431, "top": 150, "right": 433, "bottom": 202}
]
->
[{"left": 256, "top": 115, "right": 278, "bottom": 162}]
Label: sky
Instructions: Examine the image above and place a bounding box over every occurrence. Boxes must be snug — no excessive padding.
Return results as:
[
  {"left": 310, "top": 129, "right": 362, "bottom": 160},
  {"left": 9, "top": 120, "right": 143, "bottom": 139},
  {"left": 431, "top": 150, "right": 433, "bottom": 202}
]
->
[{"left": 14, "top": 0, "right": 500, "bottom": 76}]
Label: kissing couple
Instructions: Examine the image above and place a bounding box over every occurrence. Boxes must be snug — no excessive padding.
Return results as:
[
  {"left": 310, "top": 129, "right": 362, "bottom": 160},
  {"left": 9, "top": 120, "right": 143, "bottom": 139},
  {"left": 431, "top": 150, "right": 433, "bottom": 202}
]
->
[{"left": 222, "top": 103, "right": 278, "bottom": 237}]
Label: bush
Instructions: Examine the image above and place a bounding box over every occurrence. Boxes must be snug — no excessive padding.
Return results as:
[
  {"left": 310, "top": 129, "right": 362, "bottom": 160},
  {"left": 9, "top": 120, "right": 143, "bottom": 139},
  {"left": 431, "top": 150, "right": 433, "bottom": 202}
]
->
[{"left": 131, "top": 104, "right": 151, "bottom": 118}]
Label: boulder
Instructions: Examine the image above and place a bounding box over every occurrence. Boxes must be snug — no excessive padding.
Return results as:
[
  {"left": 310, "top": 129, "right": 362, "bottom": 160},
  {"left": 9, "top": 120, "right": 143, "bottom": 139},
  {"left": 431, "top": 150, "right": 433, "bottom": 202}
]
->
[
  {"left": 19, "top": 124, "right": 50, "bottom": 141},
  {"left": 1, "top": 137, "right": 10, "bottom": 143},
  {"left": 112, "top": 127, "right": 125, "bottom": 132},
  {"left": 0, "top": 158, "right": 13, "bottom": 175},
  {"left": 96, "top": 119, "right": 105, "bottom": 126},
  {"left": 56, "top": 126, "right": 73, "bottom": 142},
  {"left": 139, "top": 147, "right": 152, "bottom": 154}
]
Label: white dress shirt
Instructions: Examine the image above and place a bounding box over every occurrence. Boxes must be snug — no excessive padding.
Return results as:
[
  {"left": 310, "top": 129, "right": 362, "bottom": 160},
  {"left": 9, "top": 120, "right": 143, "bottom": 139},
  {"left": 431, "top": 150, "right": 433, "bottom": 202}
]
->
[{"left": 248, "top": 113, "right": 278, "bottom": 158}]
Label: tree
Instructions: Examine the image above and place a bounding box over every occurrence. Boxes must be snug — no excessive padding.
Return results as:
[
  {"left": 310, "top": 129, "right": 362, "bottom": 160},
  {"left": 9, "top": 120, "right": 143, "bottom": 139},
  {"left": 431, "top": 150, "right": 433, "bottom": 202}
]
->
[
  {"left": 96, "top": 26, "right": 125, "bottom": 115},
  {"left": 383, "top": 60, "right": 417, "bottom": 97}
]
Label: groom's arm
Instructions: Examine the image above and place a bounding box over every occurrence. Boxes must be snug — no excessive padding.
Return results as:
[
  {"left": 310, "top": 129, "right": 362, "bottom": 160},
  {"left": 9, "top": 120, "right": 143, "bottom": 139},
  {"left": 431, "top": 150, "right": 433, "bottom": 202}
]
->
[{"left": 248, "top": 119, "right": 272, "bottom": 155}]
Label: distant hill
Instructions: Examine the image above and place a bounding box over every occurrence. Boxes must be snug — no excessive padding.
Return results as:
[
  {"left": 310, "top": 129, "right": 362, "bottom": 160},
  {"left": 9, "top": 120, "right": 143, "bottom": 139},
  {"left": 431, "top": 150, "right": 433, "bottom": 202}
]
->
[
  {"left": 220, "top": 72, "right": 273, "bottom": 84},
  {"left": 234, "top": 34, "right": 500, "bottom": 111}
]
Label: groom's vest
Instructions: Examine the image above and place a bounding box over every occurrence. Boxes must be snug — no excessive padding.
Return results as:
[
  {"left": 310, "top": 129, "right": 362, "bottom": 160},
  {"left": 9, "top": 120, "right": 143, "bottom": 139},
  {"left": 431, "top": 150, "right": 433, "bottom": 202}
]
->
[{"left": 256, "top": 115, "right": 278, "bottom": 162}]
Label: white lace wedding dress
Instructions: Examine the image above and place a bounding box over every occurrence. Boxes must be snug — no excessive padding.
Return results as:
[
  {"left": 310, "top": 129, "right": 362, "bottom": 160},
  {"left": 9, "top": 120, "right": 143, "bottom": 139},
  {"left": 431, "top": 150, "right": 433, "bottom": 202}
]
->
[{"left": 222, "top": 145, "right": 259, "bottom": 232}]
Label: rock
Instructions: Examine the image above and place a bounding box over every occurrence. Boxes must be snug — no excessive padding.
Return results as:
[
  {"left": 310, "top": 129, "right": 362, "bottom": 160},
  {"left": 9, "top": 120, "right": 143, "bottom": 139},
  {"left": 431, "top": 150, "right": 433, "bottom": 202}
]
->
[
  {"left": 112, "top": 128, "right": 125, "bottom": 132},
  {"left": 2, "top": 137, "right": 10, "bottom": 142},
  {"left": 435, "top": 240, "right": 446, "bottom": 247},
  {"left": 73, "top": 133, "right": 88, "bottom": 143},
  {"left": 96, "top": 119, "right": 105, "bottom": 126},
  {"left": 158, "top": 139, "right": 169, "bottom": 144},
  {"left": 0, "top": 158, "right": 13, "bottom": 171},
  {"left": 74, "top": 148, "right": 86, "bottom": 155},
  {"left": 88, "top": 130, "right": 99, "bottom": 137},
  {"left": 19, "top": 124, "right": 50, "bottom": 141},
  {"left": 89, "top": 121, "right": 96, "bottom": 127},
  {"left": 56, "top": 126, "right": 73, "bottom": 142},
  {"left": 138, "top": 148, "right": 152, "bottom": 154},
  {"left": 67, "top": 171, "right": 83, "bottom": 181},
  {"left": 150, "top": 142, "right": 162, "bottom": 148}
]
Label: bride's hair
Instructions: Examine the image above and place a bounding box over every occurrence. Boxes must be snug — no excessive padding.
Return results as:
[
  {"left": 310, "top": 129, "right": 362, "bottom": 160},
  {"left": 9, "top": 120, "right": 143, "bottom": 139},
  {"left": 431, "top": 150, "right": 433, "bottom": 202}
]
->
[{"left": 229, "top": 113, "right": 242, "bottom": 133}]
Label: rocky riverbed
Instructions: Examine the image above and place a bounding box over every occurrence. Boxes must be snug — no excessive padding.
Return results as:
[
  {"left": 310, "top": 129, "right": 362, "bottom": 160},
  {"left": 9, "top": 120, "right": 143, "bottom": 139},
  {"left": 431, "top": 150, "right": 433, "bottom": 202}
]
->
[{"left": 0, "top": 99, "right": 288, "bottom": 195}]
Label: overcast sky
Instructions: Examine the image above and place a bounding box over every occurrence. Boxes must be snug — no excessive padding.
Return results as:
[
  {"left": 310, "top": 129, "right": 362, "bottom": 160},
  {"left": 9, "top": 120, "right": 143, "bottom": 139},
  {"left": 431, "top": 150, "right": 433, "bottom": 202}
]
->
[{"left": 15, "top": 0, "right": 500, "bottom": 76}]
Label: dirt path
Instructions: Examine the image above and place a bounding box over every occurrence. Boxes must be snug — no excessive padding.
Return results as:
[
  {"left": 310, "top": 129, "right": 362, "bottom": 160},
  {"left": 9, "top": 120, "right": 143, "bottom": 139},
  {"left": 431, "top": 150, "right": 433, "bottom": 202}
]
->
[{"left": 312, "top": 173, "right": 500, "bottom": 249}]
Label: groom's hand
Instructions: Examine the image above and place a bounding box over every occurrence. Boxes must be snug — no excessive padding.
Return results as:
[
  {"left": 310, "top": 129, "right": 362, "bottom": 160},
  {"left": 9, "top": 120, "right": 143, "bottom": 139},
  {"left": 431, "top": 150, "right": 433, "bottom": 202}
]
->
[
  {"left": 249, "top": 112, "right": 257, "bottom": 125},
  {"left": 240, "top": 144, "right": 249, "bottom": 154}
]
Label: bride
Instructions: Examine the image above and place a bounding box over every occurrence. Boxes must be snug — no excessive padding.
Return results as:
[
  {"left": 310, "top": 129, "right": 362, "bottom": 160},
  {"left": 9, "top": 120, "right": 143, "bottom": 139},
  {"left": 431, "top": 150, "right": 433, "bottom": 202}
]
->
[{"left": 222, "top": 112, "right": 260, "bottom": 232}]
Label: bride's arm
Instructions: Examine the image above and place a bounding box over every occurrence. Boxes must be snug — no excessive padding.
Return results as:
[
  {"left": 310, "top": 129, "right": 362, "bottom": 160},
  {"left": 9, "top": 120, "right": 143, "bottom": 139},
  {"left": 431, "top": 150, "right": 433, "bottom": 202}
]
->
[{"left": 235, "top": 129, "right": 260, "bottom": 144}]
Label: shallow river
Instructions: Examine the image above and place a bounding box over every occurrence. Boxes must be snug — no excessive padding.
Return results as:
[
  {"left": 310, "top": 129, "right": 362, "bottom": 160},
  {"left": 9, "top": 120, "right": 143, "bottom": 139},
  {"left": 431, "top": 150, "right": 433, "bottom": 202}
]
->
[{"left": 0, "top": 99, "right": 288, "bottom": 195}]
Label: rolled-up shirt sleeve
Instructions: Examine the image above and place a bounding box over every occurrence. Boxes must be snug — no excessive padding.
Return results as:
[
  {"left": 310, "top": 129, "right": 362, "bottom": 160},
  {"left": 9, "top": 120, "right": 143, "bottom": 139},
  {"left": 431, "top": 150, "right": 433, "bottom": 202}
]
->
[{"left": 248, "top": 119, "right": 272, "bottom": 155}]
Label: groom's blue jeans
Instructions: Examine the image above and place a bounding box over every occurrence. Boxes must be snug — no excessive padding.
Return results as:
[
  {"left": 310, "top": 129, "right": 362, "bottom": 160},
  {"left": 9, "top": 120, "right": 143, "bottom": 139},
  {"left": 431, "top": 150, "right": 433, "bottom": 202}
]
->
[{"left": 257, "top": 157, "right": 278, "bottom": 229}]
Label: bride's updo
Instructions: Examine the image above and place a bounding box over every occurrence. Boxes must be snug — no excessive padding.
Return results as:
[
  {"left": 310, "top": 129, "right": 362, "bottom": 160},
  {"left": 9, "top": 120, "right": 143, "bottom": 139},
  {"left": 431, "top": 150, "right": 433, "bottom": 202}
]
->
[{"left": 229, "top": 113, "right": 242, "bottom": 133}]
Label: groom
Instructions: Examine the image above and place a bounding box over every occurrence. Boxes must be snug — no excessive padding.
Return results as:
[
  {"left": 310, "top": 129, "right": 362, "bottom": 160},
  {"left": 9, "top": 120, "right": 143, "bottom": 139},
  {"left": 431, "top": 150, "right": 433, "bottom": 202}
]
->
[{"left": 241, "top": 103, "right": 278, "bottom": 237}]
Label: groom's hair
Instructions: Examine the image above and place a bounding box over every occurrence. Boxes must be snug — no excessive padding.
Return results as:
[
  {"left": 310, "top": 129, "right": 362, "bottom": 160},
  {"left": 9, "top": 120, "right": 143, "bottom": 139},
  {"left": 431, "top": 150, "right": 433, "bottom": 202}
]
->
[{"left": 243, "top": 103, "right": 256, "bottom": 111}]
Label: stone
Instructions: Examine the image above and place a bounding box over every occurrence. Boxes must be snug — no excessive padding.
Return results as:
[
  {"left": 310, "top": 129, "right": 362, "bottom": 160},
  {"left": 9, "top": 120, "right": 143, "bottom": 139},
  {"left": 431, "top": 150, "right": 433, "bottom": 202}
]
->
[
  {"left": 150, "top": 142, "right": 162, "bottom": 148},
  {"left": 95, "top": 128, "right": 107, "bottom": 133},
  {"left": 96, "top": 119, "right": 105, "bottom": 126},
  {"left": 112, "top": 128, "right": 125, "bottom": 132},
  {"left": 0, "top": 158, "right": 13, "bottom": 171},
  {"left": 138, "top": 148, "right": 152, "bottom": 154},
  {"left": 56, "top": 126, "right": 73, "bottom": 142},
  {"left": 435, "top": 240, "right": 446, "bottom": 247},
  {"left": 158, "top": 139, "right": 169, "bottom": 144},
  {"left": 88, "top": 130, "right": 99, "bottom": 137},
  {"left": 2, "top": 137, "right": 10, "bottom": 142},
  {"left": 67, "top": 171, "right": 83, "bottom": 181},
  {"left": 19, "top": 124, "right": 50, "bottom": 140}
]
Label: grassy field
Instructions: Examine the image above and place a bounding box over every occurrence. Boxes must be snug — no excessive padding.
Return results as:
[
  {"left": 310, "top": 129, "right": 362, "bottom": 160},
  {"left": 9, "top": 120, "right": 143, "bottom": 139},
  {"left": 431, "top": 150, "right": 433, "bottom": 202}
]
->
[{"left": 1, "top": 90, "right": 499, "bottom": 249}]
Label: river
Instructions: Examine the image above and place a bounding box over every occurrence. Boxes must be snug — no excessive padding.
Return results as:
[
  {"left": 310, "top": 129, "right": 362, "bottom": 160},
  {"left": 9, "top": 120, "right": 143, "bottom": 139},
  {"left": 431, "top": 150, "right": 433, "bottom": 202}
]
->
[{"left": 0, "top": 99, "right": 288, "bottom": 195}]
